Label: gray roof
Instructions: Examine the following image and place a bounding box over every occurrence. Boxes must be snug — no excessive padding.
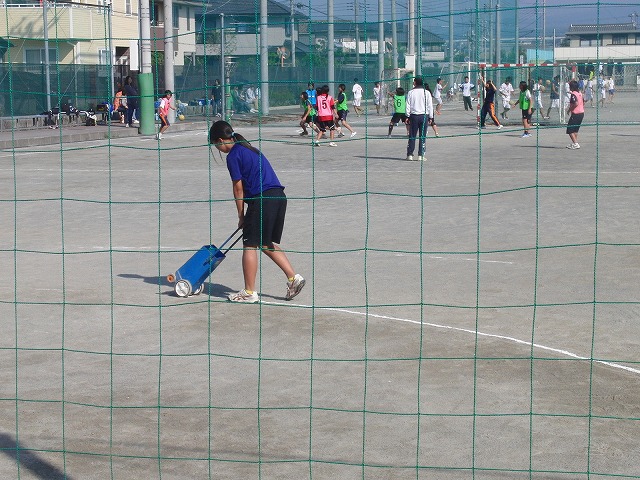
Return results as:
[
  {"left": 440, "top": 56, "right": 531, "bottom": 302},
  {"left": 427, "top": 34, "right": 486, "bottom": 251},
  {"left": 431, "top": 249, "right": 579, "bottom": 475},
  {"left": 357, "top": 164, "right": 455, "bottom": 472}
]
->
[
  {"left": 566, "top": 23, "right": 639, "bottom": 35},
  {"left": 205, "top": 0, "right": 299, "bottom": 17}
]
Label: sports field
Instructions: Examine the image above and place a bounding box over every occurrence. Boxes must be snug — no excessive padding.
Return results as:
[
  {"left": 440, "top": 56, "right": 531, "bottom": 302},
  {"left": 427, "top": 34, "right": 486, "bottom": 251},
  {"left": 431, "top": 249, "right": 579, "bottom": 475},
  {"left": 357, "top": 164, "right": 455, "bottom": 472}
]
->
[{"left": 1, "top": 94, "right": 639, "bottom": 479}]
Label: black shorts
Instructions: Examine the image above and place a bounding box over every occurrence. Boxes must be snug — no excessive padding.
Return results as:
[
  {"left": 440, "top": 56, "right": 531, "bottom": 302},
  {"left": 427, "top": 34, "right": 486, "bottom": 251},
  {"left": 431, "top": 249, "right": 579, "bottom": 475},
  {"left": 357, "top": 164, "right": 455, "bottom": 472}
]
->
[
  {"left": 521, "top": 109, "right": 532, "bottom": 121},
  {"left": 160, "top": 115, "right": 170, "bottom": 128},
  {"left": 243, "top": 188, "right": 286, "bottom": 248},
  {"left": 337, "top": 109, "right": 348, "bottom": 121},
  {"left": 316, "top": 119, "right": 335, "bottom": 132},
  {"left": 391, "top": 112, "right": 407, "bottom": 124},
  {"left": 566, "top": 113, "right": 584, "bottom": 134}
]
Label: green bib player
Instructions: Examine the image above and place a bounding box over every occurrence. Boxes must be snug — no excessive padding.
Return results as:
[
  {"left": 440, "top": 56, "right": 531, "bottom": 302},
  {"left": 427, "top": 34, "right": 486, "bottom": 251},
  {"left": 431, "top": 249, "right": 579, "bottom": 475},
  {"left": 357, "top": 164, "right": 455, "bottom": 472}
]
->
[{"left": 388, "top": 87, "right": 408, "bottom": 137}]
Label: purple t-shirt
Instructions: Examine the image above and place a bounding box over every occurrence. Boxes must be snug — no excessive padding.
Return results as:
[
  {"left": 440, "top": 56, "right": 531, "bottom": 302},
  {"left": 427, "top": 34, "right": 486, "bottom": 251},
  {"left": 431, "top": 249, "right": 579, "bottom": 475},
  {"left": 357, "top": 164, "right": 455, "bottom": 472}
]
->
[{"left": 226, "top": 143, "right": 283, "bottom": 197}]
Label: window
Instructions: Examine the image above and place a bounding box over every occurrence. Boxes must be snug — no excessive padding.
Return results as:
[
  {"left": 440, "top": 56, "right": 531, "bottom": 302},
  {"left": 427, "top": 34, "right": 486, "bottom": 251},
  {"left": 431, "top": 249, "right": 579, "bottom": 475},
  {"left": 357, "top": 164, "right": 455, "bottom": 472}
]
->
[
  {"left": 173, "top": 5, "right": 179, "bottom": 29},
  {"left": 150, "top": 3, "right": 158, "bottom": 26},
  {"left": 235, "top": 23, "right": 257, "bottom": 34},
  {"left": 25, "top": 48, "right": 57, "bottom": 71},
  {"left": 579, "top": 37, "right": 602, "bottom": 47},
  {"left": 98, "top": 48, "right": 111, "bottom": 65},
  {"left": 25, "top": 48, "right": 57, "bottom": 64},
  {"left": 125, "top": 0, "right": 132, "bottom": 15},
  {"left": 186, "top": 8, "right": 190, "bottom": 31},
  {"left": 611, "top": 34, "right": 628, "bottom": 45}
]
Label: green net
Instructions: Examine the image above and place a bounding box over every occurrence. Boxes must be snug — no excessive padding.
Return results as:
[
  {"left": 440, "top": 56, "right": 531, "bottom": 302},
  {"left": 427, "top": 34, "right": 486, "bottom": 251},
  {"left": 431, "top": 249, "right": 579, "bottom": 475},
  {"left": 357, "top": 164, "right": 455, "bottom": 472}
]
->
[{"left": 2, "top": 0, "right": 640, "bottom": 478}]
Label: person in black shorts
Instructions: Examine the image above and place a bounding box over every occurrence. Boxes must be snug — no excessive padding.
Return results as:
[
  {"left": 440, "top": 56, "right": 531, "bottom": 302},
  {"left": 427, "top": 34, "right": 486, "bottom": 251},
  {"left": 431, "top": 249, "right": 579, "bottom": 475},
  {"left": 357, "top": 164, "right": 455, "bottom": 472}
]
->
[
  {"left": 209, "top": 120, "right": 306, "bottom": 303},
  {"left": 565, "top": 80, "right": 584, "bottom": 150},
  {"left": 387, "top": 87, "right": 408, "bottom": 137}
]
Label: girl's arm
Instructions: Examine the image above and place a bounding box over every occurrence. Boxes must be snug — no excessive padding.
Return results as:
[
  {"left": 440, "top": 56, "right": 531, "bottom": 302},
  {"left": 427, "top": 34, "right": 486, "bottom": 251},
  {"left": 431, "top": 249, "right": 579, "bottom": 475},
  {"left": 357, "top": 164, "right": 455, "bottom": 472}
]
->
[{"left": 232, "top": 179, "right": 245, "bottom": 227}]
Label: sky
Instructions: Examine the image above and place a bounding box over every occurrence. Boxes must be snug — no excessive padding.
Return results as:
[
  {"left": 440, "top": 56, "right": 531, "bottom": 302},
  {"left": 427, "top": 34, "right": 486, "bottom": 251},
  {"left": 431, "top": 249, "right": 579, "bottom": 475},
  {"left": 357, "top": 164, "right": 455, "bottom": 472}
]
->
[{"left": 296, "top": 0, "right": 640, "bottom": 38}]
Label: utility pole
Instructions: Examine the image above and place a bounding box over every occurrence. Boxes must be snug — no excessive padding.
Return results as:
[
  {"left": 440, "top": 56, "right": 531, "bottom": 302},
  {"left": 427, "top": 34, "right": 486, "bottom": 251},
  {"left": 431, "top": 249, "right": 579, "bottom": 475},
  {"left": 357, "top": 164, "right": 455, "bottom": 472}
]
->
[
  {"left": 487, "top": 0, "right": 493, "bottom": 64},
  {"left": 220, "top": 13, "right": 226, "bottom": 121},
  {"left": 328, "top": 0, "right": 335, "bottom": 88},
  {"left": 164, "top": 0, "right": 175, "bottom": 123},
  {"left": 495, "top": 2, "right": 500, "bottom": 68},
  {"left": 260, "top": 0, "right": 269, "bottom": 114},
  {"left": 378, "top": 0, "right": 384, "bottom": 80},
  {"left": 542, "top": 0, "right": 546, "bottom": 51},
  {"left": 290, "top": 0, "right": 296, "bottom": 67},
  {"left": 408, "top": 0, "right": 415, "bottom": 56},
  {"left": 138, "top": 0, "right": 154, "bottom": 135},
  {"left": 515, "top": 0, "right": 520, "bottom": 62},
  {"left": 449, "top": 0, "right": 454, "bottom": 90},
  {"left": 354, "top": 0, "right": 360, "bottom": 64},
  {"left": 391, "top": 0, "right": 398, "bottom": 70},
  {"left": 416, "top": 0, "right": 422, "bottom": 76},
  {"left": 42, "top": 1, "right": 51, "bottom": 111}
]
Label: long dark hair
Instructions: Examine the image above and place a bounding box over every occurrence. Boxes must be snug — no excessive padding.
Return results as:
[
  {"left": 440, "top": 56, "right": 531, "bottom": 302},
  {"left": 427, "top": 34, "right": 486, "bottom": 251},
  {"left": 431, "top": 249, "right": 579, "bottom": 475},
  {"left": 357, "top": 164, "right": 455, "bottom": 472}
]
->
[{"left": 209, "top": 120, "right": 259, "bottom": 154}]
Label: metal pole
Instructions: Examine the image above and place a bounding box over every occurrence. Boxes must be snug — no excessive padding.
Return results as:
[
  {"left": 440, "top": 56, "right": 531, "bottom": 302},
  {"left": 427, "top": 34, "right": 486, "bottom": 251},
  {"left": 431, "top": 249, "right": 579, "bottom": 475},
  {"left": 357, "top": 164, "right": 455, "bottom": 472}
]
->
[
  {"left": 487, "top": 0, "right": 493, "bottom": 64},
  {"left": 515, "top": 0, "right": 519, "bottom": 62},
  {"left": 542, "top": 0, "right": 546, "bottom": 51},
  {"left": 164, "top": 0, "right": 175, "bottom": 123},
  {"left": 43, "top": 1, "right": 51, "bottom": 111},
  {"left": 138, "top": 0, "right": 154, "bottom": 135},
  {"left": 449, "top": 0, "right": 454, "bottom": 89},
  {"left": 290, "top": 0, "right": 296, "bottom": 67},
  {"left": 391, "top": 0, "right": 398, "bottom": 70},
  {"left": 408, "top": 0, "right": 415, "bottom": 56},
  {"left": 328, "top": 0, "right": 334, "bottom": 87},
  {"left": 108, "top": 1, "right": 113, "bottom": 102},
  {"left": 416, "top": 0, "right": 422, "bottom": 76},
  {"left": 378, "top": 0, "right": 384, "bottom": 81},
  {"left": 220, "top": 13, "right": 226, "bottom": 121},
  {"left": 140, "top": 0, "right": 152, "bottom": 72},
  {"left": 354, "top": 0, "right": 360, "bottom": 64},
  {"left": 496, "top": 1, "right": 501, "bottom": 83},
  {"left": 260, "top": 0, "right": 269, "bottom": 114}
]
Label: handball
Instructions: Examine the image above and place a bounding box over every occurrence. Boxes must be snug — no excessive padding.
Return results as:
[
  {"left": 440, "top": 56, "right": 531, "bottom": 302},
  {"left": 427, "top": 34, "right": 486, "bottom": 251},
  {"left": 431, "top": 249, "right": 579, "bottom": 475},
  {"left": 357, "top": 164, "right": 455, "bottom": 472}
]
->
[{"left": 178, "top": 114, "right": 185, "bottom": 121}]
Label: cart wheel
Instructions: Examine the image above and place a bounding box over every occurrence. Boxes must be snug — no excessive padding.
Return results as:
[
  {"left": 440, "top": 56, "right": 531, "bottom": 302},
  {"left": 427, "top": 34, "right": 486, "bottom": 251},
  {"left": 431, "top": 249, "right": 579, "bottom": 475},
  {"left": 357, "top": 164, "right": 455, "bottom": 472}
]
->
[
  {"left": 175, "top": 280, "right": 191, "bottom": 297},
  {"left": 167, "top": 273, "right": 175, "bottom": 283},
  {"left": 191, "top": 284, "right": 205, "bottom": 296}
]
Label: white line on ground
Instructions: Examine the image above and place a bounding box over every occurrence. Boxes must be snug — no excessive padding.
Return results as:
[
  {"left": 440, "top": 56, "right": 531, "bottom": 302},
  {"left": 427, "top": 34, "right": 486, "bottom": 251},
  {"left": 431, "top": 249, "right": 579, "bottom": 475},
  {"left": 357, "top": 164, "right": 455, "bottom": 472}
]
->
[{"left": 262, "top": 301, "right": 640, "bottom": 377}]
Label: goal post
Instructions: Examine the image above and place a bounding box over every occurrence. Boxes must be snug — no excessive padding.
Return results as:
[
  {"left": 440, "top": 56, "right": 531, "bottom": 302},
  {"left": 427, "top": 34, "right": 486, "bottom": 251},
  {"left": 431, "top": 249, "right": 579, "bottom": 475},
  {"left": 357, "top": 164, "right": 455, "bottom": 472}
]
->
[{"left": 479, "top": 63, "right": 570, "bottom": 124}]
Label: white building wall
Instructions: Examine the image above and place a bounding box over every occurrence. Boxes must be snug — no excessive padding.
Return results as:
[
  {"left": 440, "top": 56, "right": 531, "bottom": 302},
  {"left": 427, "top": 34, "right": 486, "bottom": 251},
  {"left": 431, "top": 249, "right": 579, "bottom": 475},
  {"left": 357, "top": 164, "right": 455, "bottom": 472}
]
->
[{"left": 555, "top": 45, "right": 640, "bottom": 62}]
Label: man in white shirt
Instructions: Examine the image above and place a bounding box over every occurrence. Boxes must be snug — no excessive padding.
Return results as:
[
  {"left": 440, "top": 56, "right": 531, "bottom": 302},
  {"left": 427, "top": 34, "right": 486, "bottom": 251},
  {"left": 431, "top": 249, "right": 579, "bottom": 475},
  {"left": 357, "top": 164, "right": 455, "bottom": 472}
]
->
[
  {"left": 405, "top": 76, "right": 433, "bottom": 161},
  {"left": 498, "top": 77, "right": 514, "bottom": 119},
  {"left": 434, "top": 77, "right": 446, "bottom": 115},
  {"left": 460, "top": 76, "right": 474, "bottom": 111},
  {"left": 352, "top": 78, "right": 364, "bottom": 116}
]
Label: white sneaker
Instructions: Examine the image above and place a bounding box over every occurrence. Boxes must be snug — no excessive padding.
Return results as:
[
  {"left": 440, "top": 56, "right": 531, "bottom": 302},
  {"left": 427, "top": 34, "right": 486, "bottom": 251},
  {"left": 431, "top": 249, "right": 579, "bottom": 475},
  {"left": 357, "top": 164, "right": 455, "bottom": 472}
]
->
[
  {"left": 350, "top": 131, "right": 357, "bottom": 138},
  {"left": 417, "top": 155, "right": 424, "bottom": 161},
  {"left": 156, "top": 132, "right": 163, "bottom": 140},
  {"left": 228, "top": 289, "right": 259, "bottom": 303},
  {"left": 329, "top": 142, "right": 337, "bottom": 147},
  {"left": 497, "top": 124, "right": 503, "bottom": 130},
  {"left": 573, "top": 143, "right": 580, "bottom": 149},
  {"left": 286, "top": 274, "right": 306, "bottom": 300},
  {"left": 406, "top": 155, "right": 414, "bottom": 161}
]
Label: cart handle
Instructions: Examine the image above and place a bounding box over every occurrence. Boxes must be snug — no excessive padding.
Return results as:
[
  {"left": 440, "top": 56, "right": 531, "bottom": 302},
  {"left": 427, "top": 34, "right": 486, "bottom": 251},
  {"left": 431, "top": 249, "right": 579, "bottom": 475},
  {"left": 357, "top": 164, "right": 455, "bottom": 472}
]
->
[{"left": 217, "top": 227, "right": 243, "bottom": 254}]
